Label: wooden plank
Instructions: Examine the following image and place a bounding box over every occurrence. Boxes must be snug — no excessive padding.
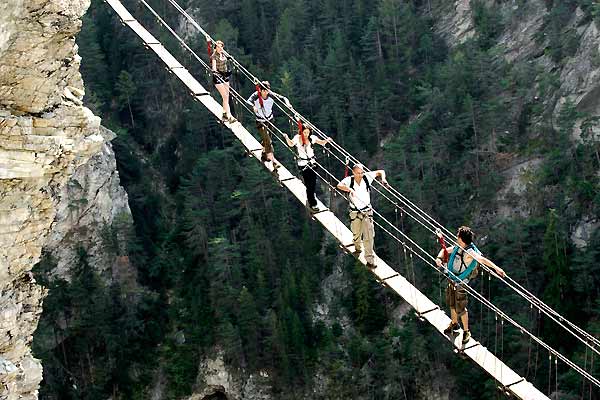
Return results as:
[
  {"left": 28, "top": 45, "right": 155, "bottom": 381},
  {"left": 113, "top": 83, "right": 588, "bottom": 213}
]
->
[
  {"left": 104, "top": 0, "right": 135, "bottom": 21},
  {"left": 171, "top": 68, "right": 209, "bottom": 95},
  {"left": 104, "top": 2, "right": 550, "bottom": 399},
  {"left": 146, "top": 43, "right": 184, "bottom": 70},
  {"left": 124, "top": 20, "right": 160, "bottom": 45}
]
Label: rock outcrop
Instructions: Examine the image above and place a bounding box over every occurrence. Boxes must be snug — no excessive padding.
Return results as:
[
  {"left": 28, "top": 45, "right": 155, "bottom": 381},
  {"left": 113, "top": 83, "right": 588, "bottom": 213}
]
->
[
  {"left": 43, "top": 126, "right": 131, "bottom": 280},
  {"left": 0, "top": 0, "right": 104, "bottom": 398},
  {"left": 190, "top": 351, "right": 271, "bottom": 400},
  {"left": 431, "top": 1, "right": 600, "bottom": 221}
]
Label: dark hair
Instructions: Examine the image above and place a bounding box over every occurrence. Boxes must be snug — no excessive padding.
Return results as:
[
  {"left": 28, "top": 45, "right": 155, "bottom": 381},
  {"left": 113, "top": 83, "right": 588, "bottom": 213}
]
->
[
  {"left": 457, "top": 226, "right": 474, "bottom": 245},
  {"left": 302, "top": 126, "right": 311, "bottom": 135}
]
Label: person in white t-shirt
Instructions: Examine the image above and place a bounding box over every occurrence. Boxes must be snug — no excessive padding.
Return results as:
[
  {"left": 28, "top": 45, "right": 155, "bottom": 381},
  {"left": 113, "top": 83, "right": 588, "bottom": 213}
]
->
[
  {"left": 284, "top": 126, "right": 332, "bottom": 212},
  {"left": 337, "top": 163, "right": 388, "bottom": 269}
]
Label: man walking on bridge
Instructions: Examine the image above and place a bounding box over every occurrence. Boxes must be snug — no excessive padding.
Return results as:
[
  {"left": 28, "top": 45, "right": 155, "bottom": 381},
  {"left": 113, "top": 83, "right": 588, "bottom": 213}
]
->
[
  {"left": 435, "top": 226, "right": 506, "bottom": 344},
  {"left": 337, "top": 163, "right": 388, "bottom": 269},
  {"left": 246, "top": 81, "right": 280, "bottom": 170}
]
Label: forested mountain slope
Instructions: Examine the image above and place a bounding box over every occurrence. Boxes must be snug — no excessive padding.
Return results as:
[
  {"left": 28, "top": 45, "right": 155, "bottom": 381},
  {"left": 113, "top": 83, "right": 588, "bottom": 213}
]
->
[{"left": 32, "top": 0, "right": 600, "bottom": 399}]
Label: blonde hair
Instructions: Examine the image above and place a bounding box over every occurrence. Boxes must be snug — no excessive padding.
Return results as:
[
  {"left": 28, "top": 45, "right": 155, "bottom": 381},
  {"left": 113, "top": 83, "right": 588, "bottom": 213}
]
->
[{"left": 215, "top": 40, "right": 224, "bottom": 47}]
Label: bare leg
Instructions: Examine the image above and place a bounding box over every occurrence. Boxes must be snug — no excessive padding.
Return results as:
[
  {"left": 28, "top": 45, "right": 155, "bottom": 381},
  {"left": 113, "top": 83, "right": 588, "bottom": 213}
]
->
[
  {"left": 460, "top": 311, "right": 469, "bottom": 331},
  {"left": 450, "top": 308, "right": 458, "bottom": 324},
  {"left": 215, "top": 83, "right": 229, "bottom": 117},
  {"left": 223, "top": 82, "right": 230, "bottom": 117}
]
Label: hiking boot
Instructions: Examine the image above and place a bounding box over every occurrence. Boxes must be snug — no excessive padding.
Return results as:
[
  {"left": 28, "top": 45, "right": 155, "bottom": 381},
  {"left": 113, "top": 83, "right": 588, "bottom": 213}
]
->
[
  {"left": 309, "top": 205, "right": 320, "bottom": 213},
  {"left": 222, "top": 112, "right": 228, "bottom": 122},
  {"left": 444, "top": 322, "right": 459, "bottom": 335},
  {"left": 228, "top": 115, "right": 237, "bottom": 123},
  {"left": 366, "top": 262, "right": 376, "bottom": 269},
  {"left": 462, "top": 330, "right": 471, "bottom": 344},
  {"left": 352, "top": 248, "right": 362, "bottom": 257},
  {"left": 261, "top": 152, "right": 268, "bottom": 162}
]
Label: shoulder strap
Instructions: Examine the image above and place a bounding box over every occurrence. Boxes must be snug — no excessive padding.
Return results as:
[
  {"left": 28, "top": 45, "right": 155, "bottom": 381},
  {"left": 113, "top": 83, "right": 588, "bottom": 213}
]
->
[
  {"left": 457, "top": 244, "right": 479, "bottom": 281},
  {"left": 448, "top": 244, "right": 479, "bottom": 282},
  {"left": 447, "top": 246, "right": 460, "bottom": 275},
  {"left": 349, "top": 177, "right": 370, "bottom": 191}
]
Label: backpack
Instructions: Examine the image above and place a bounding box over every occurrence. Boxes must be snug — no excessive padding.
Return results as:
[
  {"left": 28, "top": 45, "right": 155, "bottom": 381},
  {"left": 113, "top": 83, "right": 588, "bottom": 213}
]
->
[
  {"left": 448, "top": 243, "right": 480, "bottom": 283},
  {"left": 349, "top": 176, "right": 370, "bottom": 192}
]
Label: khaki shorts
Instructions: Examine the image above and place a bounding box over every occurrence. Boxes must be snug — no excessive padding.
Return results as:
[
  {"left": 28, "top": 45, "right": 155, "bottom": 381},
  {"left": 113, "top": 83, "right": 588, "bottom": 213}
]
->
[{"left": 446, "top": 283, "right": 468, "bottom": 316}]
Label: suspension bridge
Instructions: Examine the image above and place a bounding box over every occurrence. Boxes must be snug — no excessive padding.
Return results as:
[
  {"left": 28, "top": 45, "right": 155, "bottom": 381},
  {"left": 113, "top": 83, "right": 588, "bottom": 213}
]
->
[{"left": 103, "top": 0, "right": 600, "bottom": 398}]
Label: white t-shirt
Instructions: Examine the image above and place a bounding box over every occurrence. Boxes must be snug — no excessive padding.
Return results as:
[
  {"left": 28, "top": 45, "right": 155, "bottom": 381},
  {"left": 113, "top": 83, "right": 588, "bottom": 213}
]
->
[
  {"left": 340, "top": 172, "right": 377, "bottom": 210},
  {"left": 290, "top": 134, "right": 317, "bottom": 166}
]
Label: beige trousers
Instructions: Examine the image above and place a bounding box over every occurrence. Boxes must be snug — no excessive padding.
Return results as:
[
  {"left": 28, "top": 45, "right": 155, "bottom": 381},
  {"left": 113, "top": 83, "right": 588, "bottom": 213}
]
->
[{"left": 349, "top": 209, "right": 375, "bottom": 264}]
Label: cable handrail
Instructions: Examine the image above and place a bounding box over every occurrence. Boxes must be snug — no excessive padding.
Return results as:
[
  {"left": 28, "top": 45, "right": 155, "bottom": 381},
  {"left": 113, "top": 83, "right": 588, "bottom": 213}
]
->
[
  {"left": 129, "top": 0, "right": 599, "bottom": 387},
  {"left": 163, "top": 0, "right": 600, "bottom": 354}
]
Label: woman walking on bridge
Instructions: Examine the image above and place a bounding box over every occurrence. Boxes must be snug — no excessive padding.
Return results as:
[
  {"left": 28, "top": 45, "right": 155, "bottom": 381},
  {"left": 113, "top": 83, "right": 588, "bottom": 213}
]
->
[
  {"left": 284, "top": 125, "right": 332, "bottom": 212},
  {"left": 210, "top": 39, "right": 235, "bottom": 122}
]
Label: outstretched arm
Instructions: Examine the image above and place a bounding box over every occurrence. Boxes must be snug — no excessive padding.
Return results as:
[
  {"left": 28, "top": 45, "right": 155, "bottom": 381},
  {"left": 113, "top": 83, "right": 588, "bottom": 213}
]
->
[
  {"left": 471, "top": 252, "right": 506, "bottom": 278},
  {"left": 283, "top": 133, "right": 295, "bottom": 147},
  {"left": 315, "top": 137, "right": 333, "bottom": 146},
  {"left": 372, "top": 169, "right": 389, "bottom": 185}
]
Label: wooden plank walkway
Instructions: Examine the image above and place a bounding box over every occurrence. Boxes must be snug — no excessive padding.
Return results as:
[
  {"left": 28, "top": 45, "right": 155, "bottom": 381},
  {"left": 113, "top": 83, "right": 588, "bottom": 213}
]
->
[{"left": 103, "top": 1, "right": 550, "bottom": 398}]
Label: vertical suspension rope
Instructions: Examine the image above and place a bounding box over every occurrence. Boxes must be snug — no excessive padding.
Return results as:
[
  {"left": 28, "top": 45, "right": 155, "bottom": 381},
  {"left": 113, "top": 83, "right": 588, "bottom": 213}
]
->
[
  {"left": 479, "top": 269, "right": 484, "bottom": 346},
  {"left": 534, "top": 309, "right": 541, "bottom": 382},
  {"left": 395, "top": 208, "right": 402, "bottom": 267},
  {"left": 555, "top": 356, "right": 558, "bottom": 399},
  {"left": 500, "top": 317, "right": 505, "bottom": 386},
  {"left": 400, "top": 209, "right": 417, "bottom": 303},
  {"left": 548, "top": 353, "right": 552, "bottom": 396},
  {"left": 589, "top": 351, "right": 594, "bottom": 400},
  {"left": 581, "top": 341, "right": 588, "bottom": 399},
  {"left": 526, "top": 303, "right": 534, "bottom": 378},
  {"left": 494, "top": 312, "right": 499, "bottom": 400},
  {"left": 230, "top": 64, "right": 238, "bottom": 121},
  {"left": 487, "top": 273, "right": 492, "bottom": 349}
]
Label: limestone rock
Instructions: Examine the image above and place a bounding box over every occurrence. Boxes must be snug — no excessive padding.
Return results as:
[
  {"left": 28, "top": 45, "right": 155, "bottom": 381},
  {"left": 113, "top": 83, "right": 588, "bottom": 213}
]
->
[
  {"left": 0, "top": 0, "right": 102, "bottom": 398},
  {"left": 44, "top": 126, "right": 131, "bottom": 280},
  {"left": 571, "top": 217, "right": 599, "bottom": 248},
  {"left": 191, "top": 350, "right": 272, "bottom": 400},
  {"left": 495, "top": 158, "right": 543, "bottom": 218},
  {"left": 431, "top": 0, "right": 477, "bottom": 45}
]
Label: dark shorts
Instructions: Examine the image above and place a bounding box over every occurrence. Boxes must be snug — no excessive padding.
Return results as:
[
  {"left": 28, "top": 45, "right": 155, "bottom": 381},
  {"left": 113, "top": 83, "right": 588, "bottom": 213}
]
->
[
  {"left": 446, "top": 283, "right": 468, "bottom": 316},
  {"left": 213, "top": 71, "right": 231, "bottom": 85}
]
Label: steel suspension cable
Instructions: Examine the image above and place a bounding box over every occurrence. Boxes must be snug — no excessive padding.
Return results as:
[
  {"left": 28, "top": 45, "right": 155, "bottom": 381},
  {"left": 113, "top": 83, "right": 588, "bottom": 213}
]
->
[{"left": 134, "top": 0, "right": 600, "bottom": 386}]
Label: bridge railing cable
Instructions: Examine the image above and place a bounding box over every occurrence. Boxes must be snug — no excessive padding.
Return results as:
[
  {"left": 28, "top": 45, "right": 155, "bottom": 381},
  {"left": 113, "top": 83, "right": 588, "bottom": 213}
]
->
[{"left": 131, "top": 0, "right": 600, "bottom": 387}]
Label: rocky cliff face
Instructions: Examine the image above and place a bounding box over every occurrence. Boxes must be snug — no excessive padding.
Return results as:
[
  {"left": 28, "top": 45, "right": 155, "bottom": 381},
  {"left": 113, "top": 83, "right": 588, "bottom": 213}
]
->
[
  {"left": 0, "top": 0, "right": 108, "bottom": 398},
  {"left": 43, "top": 125, "right": 131, "bottom": 280},
  {"left": 434, "top": 1, "right": 600, "bottom": 228}
]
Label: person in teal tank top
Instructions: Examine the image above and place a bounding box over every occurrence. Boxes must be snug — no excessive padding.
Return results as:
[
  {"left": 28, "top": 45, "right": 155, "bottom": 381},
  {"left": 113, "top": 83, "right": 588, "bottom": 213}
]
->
[{"left": 434, "top": 226, "right": 506, "bottom": 344}]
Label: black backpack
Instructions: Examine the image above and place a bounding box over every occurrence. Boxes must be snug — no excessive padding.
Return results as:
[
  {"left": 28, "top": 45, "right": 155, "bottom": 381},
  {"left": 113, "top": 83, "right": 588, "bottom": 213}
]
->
[{"left": 349, "top": 176, "right": 370, "bottom": 191}]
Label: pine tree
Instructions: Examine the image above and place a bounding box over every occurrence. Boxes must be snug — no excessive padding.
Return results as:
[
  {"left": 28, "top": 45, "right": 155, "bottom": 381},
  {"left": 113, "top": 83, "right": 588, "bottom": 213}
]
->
[
  {"left": 542, "top": 210, "right": 570, "bottom": 312},
  {"left": 238, "top": 287, "right": 260, "bottom": 368},
  {"left": 115, "top": 70, "right": 137, "bottom": 128}
]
